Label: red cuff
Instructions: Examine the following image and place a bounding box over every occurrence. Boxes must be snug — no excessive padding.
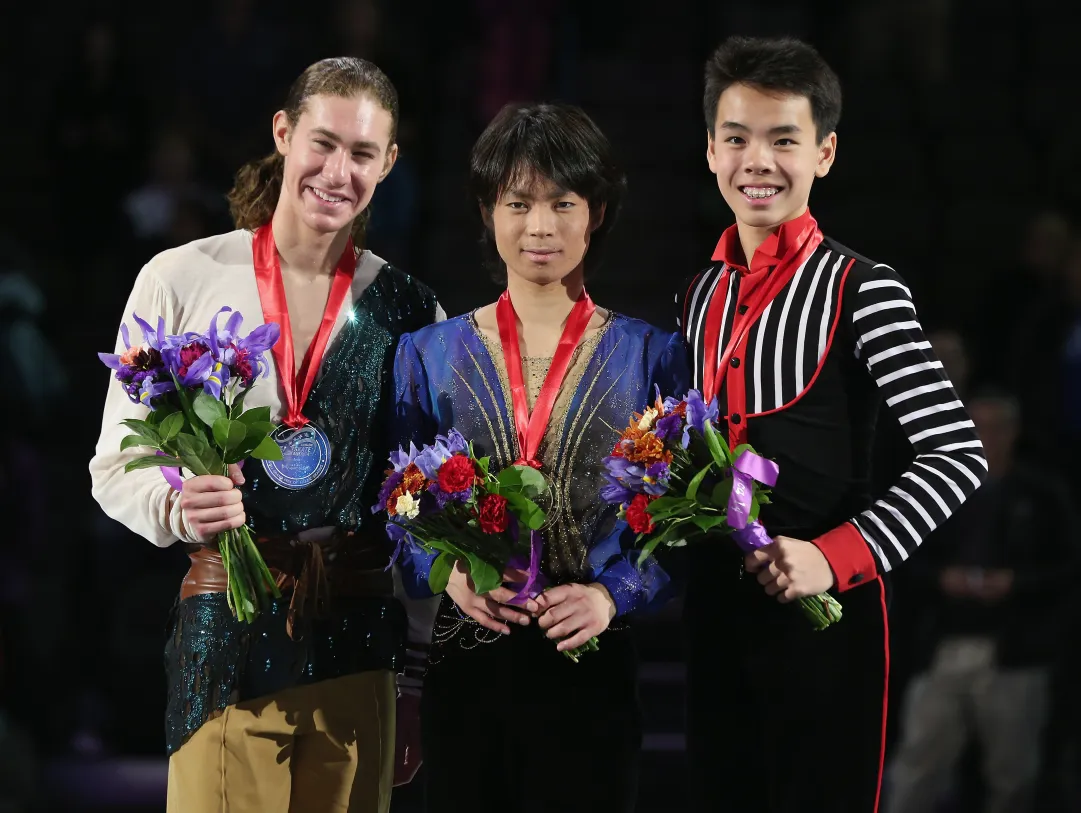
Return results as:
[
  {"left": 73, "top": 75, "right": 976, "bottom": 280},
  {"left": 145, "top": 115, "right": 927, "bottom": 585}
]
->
[{"left": 812, "top": 522, "right": 877, "bottom": 593}]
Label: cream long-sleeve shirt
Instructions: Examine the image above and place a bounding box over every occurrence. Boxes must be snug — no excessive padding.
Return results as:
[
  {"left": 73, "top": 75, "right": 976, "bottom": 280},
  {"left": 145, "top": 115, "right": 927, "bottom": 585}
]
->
[{"left": 90, "top": 228, "right": 445, "bottom": 548}]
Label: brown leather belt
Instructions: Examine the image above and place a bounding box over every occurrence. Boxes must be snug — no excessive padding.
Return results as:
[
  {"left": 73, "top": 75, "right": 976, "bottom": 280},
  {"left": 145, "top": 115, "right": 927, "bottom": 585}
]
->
[{"left": 181, "top": 529, "right": 393, "bottom": 638}]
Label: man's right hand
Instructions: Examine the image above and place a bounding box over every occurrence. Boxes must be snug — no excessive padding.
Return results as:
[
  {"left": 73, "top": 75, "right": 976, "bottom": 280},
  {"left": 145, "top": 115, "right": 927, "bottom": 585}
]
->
[
  {"left": 444, "top": 560, "right": 537, "bottom": 634},
  {"left": 179, "top": 463, "right": 246, "bottom": 543}
]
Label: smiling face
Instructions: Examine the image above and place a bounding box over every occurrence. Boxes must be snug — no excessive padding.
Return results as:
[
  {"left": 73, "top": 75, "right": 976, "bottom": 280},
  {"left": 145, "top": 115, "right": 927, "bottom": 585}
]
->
[
  {"left": 274, "top": 92, "right": 397, "bottom": 236},
  {"left": 706, "top": 82, "right": 835, "bottom": 232},
  {"left": 488, "top": 173, "right": 603, "bottom": 287}
]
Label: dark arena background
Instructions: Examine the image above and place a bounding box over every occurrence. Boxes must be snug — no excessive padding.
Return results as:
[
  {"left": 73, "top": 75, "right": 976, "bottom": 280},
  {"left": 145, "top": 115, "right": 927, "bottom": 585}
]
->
[{"left": 1, "top": 0, "right": 1078, "bottom": 810}]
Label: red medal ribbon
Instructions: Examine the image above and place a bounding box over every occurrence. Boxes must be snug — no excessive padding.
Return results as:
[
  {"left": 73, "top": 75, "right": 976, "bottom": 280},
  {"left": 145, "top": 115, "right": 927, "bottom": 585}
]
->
[
  {"left": 496, "top": 289, "right": 596, "bottom": 468},
  {"left": 252, "top": 223, "right": 356, "bottom": 428},
  {"left": 702, "top": 221, "right": 824, "bottom": 405}
]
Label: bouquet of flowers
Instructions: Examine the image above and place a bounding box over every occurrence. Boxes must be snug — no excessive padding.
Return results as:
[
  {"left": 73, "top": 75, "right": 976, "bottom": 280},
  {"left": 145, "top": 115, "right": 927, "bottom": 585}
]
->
[
  {"left": 601, "top": 388, "right": 842, "bottom": 630},
  {"left": 377, "top": 429, "right": 598, "bottom": 661},
  {"left": 99, "top": 307, "right": 284, "bottom": 622}
]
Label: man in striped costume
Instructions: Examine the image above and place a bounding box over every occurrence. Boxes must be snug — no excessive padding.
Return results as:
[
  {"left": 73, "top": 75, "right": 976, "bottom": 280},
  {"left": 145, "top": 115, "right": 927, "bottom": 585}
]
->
[{"left": 676, "top": 36, "right": 986, "bottom": 812}]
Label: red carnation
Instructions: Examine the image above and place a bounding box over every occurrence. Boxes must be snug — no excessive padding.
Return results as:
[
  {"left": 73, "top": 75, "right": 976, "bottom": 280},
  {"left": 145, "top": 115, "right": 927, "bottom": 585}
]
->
[
  {"left": 177, "top": 342, "right": 209, "bottom": 378},
  {"left": 625, "top": 494, "right": 655, "bottom": 534},
  {"left": 438, "top": 454, "right": 479, "bottom": 493},
  {"left": 477, "top": 494, "right": 510, "bottom": 534}
]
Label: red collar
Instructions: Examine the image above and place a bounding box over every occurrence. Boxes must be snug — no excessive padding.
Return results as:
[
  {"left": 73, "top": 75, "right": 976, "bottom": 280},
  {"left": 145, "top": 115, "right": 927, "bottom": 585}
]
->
[{"left": 711, "top": 208, "right": 817, "bottom": 275}]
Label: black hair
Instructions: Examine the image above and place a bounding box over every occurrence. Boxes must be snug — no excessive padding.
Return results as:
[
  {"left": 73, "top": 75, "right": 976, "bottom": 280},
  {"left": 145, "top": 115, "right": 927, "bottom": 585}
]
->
[
  {"left": 469, "top": 102, "right": 627, "bottom": 283},
  {"left": 703, "top": 36, "right": 842, "bottom": 143}
]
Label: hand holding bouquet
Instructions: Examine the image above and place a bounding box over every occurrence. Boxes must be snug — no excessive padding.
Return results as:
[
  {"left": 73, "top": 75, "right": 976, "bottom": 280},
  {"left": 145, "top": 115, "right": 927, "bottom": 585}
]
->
[
  {"left": 99, "top": 308, "right": 285, "bottom": 622},
  {"left": 377, "top": 429, "right": 598, "bottom": 660},
  {"left": 601, "top": 388, "right": 842, "bottom": 630}
]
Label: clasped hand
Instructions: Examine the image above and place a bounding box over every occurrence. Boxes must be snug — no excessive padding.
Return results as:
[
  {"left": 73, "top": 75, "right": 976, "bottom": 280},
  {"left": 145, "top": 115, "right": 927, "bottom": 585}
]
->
[{"left": 446, "top": 562, "right": 616, "bottom": 649}]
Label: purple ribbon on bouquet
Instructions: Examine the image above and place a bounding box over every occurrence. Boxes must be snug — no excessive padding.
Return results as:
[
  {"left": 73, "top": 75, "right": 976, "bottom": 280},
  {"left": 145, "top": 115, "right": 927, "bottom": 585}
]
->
[
  {"left": 506, "top": 530, "right": 546, "bottom": 606},
  {"left": 157, "top": 455, "right": 245, "bottom": 492},
  {"left": 727, "top": 450, "right": 780, "bottom": 553},
  {"left": 158, "top": 452, "right": 185, "bottom": 492}
]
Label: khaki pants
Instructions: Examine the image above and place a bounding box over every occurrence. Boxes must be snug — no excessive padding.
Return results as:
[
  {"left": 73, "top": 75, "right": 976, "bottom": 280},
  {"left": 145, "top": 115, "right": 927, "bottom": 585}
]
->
[
  {"left": 887, "top": 638, "right": 1050, "bottom": 813},
  {"left": 166, "top": 670, "right": 396, "bottom": 813}
]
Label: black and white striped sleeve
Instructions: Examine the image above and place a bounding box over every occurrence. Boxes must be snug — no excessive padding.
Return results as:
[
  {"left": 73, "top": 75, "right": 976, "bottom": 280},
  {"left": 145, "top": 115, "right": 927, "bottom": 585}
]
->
[{"left": 814, "top": 263, "right": 987, "bottom": 590}]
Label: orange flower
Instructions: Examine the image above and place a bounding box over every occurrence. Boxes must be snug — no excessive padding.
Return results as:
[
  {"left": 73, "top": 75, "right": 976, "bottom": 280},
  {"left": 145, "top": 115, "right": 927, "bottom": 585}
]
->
[
  {"left": 625, "top": 433, "right": 673, "bottom": 466},
  {"left": 401, "top": 462, "right": 426, "bottom": 494}
]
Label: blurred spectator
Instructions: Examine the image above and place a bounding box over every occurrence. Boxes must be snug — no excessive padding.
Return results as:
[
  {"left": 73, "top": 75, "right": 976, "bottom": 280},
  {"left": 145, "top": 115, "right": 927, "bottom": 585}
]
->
[
  {"left": 471, "top": 1, "right": 562, "bottom": 126},
  {"left": 122, "top": 128, "right": 225, "bottom": 262},
  {"left": 974, "top": 209, "right": 1071, "bottom": 382},
  {"left": 50, "top": 19, "right": 143, "bottom": 258},
  {"left": 171, "top": 0, "right": 296, "bottom": 186},
  {"left": 885, "top": 390, "right": 1080, "bottom": 813},
  {"left": 1008, "top": 227, "right": 1081, "bottom": 485}
]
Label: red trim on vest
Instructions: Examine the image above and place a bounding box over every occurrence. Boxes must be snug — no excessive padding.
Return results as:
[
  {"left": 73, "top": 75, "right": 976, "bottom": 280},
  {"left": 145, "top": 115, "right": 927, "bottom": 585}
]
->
[
  {"left": 873, "top": 575, "right": 890, "bottom": 813},
  {"left": 746, "top": 256, "right": 857, "bottom": 420}
]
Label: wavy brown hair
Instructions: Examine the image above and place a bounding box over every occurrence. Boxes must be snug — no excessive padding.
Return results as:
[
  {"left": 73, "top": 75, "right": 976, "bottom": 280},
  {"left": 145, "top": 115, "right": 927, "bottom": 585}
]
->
[{"left": 227, "top": 57, "right": 399, "bottom": 245}]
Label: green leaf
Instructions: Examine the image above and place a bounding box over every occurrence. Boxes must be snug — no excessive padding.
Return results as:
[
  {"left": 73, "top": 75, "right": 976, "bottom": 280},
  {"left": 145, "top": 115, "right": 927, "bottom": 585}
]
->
[
  {"left": 212, "top": 418, "right": 246, "bottom": 452},
  {"left": 476, "top": 456, "right": 491, "bottom": 477},
  {"left": 465, "top": 553, "right": 502, "bottom": 595},
  {"left": 238, "top": 406, "right": 273, "bottom": 426},
  {"left": 120, "top": 419, "right": 161, "bottom": 446},
  {"left": 175, "top": 434, "right": 212, "bottom": 476},
  {"left": 709, "top": 479, "right": 734, "bottom": 508},
  {"left": 502, "top": 491, "right": 546, "bottom": 530},
  {"left": 194, "top": 393, "right": 228, "bottom": 428},
  {"left": 732, "top": 443, "right": 753, "bottom": 459},
  {"left": 428, "top": 552, "right": 455, "bottom": 594},
  {"left": 685, "top": 462, "right": 715, "bottom": 502},
  {"left": 170, "top": 373, "right": 202, "bottom": 434},
  {"left": 647, "top": 505, "right": 696, "bottom": 523},
  {"left": 120, "top": 434, "right": 156, "bottom": 452},
  {"left": 225, "top": 420, "right": 248, "bottom": 452},
  {"left": 703, "top": 421, "right": 731, "bottom": 469},
  {"left": 749, "top": 495, "right": 761, "bottom": 522},
  {"left": 495, "top": 465, "right": 548, "bottom": 499},
  {"left": 230, "top": 385, "right": 253, "bottom": 419},
  {"left": 636, "top": 517, "right": 694, "bottom": 566},
  {"left": 245, "top": 421, "right": 277, "bottom": 438},
  {"left": 124, "top": 454, "right": 182, "bottom": 473},
  {"left": 223, "top": 422, "right": 277, "bottom": 464},
  {"left": 691, "top": 514, "right": 728, "bottom": 532},
  {"left": 645, "top": 495, "right": 689, "bottom": 514},
  {"left": 249, "top": 436, "right": 284, "bottom": 461},
  {"left": 159, "top": 412, "right": 186, "bottom": 442}
]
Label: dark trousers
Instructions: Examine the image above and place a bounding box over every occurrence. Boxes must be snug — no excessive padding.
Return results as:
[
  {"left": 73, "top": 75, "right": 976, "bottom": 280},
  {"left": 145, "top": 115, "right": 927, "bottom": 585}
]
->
[
  {"left": 684, "top": 560, "right": 890, "bottom": 812},
  {"left": 421, "top": 620, "right": 642, "bottom": 813}
]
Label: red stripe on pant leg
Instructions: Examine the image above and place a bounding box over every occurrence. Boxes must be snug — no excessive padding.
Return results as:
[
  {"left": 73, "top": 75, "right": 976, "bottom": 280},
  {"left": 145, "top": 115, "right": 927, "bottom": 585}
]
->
[{"left": 873, "top": 576, "right": 890, "bottom": 813}]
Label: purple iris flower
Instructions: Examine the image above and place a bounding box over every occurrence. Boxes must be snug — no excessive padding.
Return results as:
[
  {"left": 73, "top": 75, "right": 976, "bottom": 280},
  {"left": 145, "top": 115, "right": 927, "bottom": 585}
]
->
[
  {"left": 662, "top": 395, "right": 684, "bottom": 414},
  {"left": 132, "top": 313, "right": 167, "bottom": 351},
  {"left": 138, "top": 376, "right": 176, "bottom": 407},
  {"left": 415, "top": 440, "right": 452, "bottom": 479},
  {"left": 684, "top": 388, "right": 719, "bottom": 445},
  {"left": 602, "top": 454, "right": 651, "bottom": 504},
  {"left": 208, "top": 307, "right": 279, "bottom": 385},
  {"left": 600, "top": 471, "right": 637, "bottom": 504},
  {"left": 389, "top": 442, "right": 422, "bottom": 472},
  {"left": 436, "top": 428, "right": 469, "bottom": 455},
  {"left": 642, "top": 461, "right": 671, "bottom": 497},
  {"left": 655, "top": 412, "right": 682, "bottom": 442},
  {"left": 174, "top": 346, "right": 227, "bottom": 399}
]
